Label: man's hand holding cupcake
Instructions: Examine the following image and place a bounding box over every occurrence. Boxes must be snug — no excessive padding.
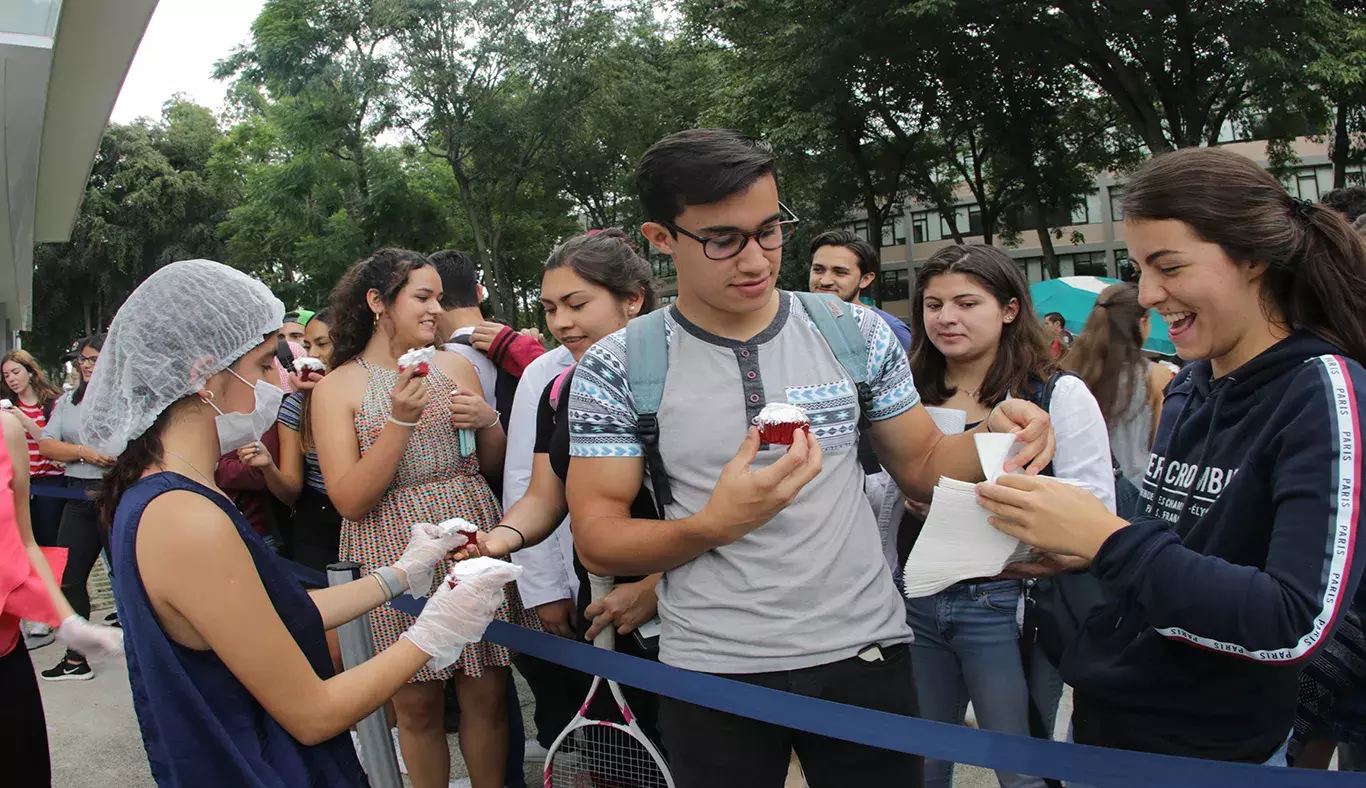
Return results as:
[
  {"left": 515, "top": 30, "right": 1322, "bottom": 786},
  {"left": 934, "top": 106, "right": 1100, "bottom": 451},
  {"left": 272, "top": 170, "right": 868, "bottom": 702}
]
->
[{"left": 694, "top": 425, "right": 823, "bottom": 547}]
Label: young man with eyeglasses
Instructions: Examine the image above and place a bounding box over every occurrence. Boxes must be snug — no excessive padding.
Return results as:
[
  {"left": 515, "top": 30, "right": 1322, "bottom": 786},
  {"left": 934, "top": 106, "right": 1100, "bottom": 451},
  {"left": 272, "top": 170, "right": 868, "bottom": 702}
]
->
[{"left": 565, "top": 128, "right": 1055, "bottom": 787}]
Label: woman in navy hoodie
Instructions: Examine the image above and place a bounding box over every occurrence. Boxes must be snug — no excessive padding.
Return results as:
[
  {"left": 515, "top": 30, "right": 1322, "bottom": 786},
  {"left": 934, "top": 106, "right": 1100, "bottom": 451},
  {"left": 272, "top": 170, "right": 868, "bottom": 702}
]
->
[{"left": 978, "top": 146, "right": 1366, "bottom": 766}]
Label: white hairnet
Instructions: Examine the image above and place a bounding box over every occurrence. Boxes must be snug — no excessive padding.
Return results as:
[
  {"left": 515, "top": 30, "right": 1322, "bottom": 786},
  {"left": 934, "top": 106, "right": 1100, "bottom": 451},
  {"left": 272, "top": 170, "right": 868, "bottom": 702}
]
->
[{"left": 81, "top": 260, "right": 284, "bottom": 457}]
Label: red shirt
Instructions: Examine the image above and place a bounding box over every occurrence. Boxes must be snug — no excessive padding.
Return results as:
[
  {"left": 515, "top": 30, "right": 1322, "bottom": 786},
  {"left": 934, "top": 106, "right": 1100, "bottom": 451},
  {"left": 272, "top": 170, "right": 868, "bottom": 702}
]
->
[{"left": 15, "top": 400, "right": 61, "bottom": 478}]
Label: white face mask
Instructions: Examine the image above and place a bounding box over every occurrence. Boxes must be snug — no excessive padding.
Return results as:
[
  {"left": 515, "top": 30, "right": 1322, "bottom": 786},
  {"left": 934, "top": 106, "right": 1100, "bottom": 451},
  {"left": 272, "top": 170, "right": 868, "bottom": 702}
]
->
[{"left": 209, "top": 369, "right": 285, "bottom": 454}]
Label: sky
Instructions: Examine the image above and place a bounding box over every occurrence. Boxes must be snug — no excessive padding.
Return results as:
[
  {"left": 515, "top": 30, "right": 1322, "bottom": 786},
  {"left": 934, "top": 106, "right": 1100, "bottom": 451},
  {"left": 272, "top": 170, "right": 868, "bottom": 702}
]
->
[{"left": 110, "top": 0, "right": 268, "bottom": 124}]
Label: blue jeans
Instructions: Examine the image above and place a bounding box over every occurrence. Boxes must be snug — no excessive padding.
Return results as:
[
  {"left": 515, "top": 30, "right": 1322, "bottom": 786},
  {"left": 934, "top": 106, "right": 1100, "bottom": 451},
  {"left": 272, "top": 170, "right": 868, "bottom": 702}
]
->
[{"left": 907, "top": 580, "right": 1047, "bottom": 788}]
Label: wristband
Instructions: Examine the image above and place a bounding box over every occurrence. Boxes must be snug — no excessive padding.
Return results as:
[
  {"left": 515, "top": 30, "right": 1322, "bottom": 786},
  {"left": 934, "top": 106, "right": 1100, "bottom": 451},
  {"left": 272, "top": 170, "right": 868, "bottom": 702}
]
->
[
  {"left": 388, "top": 415, "right": 419, "bottom": 428},
  {"left": 480, "top": 412, "right": 501, "bottom": 431},
  {"left": 372, "top": 566, "right": 406, "bottom": 601},
  {"left": 492, "top": 523, "right": 525, "bottom": 551}
]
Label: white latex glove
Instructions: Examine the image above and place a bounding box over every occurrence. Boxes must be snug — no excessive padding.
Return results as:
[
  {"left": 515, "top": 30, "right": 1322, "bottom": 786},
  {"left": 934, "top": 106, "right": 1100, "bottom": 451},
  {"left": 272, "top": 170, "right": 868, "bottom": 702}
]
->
[
  {"left": 393, "top": 521, "right": 473, "bottom": 598},
  {"left": 400, "top": 561, "right": 523, "bottom": 670},
  {"left": 56, "top": 615, "right": 124, "bottom": 660}
]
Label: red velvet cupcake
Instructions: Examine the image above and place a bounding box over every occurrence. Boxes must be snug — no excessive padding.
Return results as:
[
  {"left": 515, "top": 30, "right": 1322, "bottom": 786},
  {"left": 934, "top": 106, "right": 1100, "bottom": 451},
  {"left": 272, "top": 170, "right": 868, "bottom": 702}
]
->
[{"left": 753, "top": 402, "right": 811, "bottom": 445}]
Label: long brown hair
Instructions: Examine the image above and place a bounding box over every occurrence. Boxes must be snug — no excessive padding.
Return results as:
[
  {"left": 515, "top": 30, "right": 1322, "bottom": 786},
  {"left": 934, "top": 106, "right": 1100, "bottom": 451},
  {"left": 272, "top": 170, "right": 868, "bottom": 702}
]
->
[
  {"left": 0, "top": 350, "right": 61, "bottom": 406},
  {"left": 1065, "top": 283, "right": 1147, "bottom": 422},
  {"left": 326, "top": 248, "right": 432, "bottom": 370},
  {"left": 1123, "top": 147, "right": 1366, "bottom": 363},
  {"left": 909, "top": 244, "right": 1057, "bottom": 406}
]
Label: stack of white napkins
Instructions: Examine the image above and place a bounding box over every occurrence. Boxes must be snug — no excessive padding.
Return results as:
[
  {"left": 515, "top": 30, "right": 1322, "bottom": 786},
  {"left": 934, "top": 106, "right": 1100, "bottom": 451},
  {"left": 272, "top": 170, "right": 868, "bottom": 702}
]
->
[{"left": 902, "top": 432, "right": 1080, "bottom": 598}]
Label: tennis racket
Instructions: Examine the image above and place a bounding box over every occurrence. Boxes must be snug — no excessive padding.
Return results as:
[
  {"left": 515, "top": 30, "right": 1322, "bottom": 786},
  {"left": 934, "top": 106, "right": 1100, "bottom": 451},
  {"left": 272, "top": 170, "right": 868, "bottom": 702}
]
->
[{"left": 542, "top": 573, "right": 674, "bottom": 788}]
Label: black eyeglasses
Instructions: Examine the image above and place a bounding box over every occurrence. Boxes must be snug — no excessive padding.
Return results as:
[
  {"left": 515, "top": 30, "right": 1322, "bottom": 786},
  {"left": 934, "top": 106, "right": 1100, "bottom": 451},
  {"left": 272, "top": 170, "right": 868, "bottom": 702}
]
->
[{"left": 662, "top": 203, "right": 801, "bottom": 261}]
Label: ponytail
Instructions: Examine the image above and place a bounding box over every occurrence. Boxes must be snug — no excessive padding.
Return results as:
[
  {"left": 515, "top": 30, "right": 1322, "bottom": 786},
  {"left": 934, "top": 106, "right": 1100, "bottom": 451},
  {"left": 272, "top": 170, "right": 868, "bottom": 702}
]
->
[
  {"left": 1277, "top": 203, "right": 1366, "bottom": 362},
  {"left": 1123, "top": 147, "right": 1366, "bottom": 363}
]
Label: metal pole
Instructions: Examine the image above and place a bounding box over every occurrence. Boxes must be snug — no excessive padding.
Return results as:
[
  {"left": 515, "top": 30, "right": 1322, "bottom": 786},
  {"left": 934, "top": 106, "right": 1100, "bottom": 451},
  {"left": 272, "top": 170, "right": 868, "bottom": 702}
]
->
[{"left": 328, "top": 561, "right": 403, "bottom": 788}]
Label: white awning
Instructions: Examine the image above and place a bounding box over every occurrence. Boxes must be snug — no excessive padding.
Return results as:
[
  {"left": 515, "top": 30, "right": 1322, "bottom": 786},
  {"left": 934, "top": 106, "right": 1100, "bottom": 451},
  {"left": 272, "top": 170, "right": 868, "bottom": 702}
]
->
[{"left": 0, "top": 0, "right": 158, "bottom": 335}]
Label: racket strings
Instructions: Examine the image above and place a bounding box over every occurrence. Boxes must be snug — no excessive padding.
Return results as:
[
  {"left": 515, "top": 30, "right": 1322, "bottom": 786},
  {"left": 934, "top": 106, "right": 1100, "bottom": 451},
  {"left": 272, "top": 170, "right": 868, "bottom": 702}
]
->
[{"left": 548, "top": 724, "right": 669, "bottom": 788}]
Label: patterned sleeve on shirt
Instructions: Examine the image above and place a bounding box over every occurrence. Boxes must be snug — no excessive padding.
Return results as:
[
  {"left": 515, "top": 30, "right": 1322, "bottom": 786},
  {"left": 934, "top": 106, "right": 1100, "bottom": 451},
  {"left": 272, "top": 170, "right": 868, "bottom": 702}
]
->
[
  {"left": 850, "top": 302, "right": 921, "bottom": 421},
  {"left": 277, "top": 392, "right": 304, "bottom": 432},
  {"left": 568, "top": 330, "right": 644, "bottom": 458}
]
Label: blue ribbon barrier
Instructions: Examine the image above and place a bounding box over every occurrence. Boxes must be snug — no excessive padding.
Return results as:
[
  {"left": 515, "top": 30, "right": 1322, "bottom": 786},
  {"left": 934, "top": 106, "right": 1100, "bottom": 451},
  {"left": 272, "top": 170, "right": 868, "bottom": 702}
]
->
[{"left": 279, "top": 557, "right": 1359, "bottom": 787}]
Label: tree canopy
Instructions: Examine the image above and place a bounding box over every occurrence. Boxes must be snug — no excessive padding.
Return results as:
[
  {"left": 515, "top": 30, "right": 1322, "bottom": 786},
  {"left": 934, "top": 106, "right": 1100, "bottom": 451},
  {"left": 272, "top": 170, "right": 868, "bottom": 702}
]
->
[{"left": 25, "top": 0, "right": 1358, "bottom": 365}]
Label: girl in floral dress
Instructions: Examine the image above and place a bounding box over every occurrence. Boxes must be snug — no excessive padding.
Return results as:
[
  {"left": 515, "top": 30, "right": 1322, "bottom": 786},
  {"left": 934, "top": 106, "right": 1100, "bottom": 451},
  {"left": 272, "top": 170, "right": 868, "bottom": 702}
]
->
[{"left": 313, "top": 248, "right": 538, "bottom": 788}]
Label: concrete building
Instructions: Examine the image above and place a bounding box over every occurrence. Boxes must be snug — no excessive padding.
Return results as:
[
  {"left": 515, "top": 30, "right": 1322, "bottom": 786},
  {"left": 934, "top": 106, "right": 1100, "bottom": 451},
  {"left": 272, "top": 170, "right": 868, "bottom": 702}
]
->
[
  {"left": 0, "top": 0, "right": 158, "bottom": 351},
  {"left": 856, "top": 137, "right": 1354, "bottom": 320}
]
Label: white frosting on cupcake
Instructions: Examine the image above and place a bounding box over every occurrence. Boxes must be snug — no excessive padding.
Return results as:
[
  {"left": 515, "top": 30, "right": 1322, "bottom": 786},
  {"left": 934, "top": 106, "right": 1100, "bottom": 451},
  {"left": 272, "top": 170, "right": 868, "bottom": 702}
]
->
[
  {"left": 452, "top": 556, "right": 509, "bottom": 581},
  {"left": 398, "top": 346, "right": 435, "bottom": 368},
  {"left": 753, "top": 402, "right": 810, "bottom": 425},
  {"left": 293, "top": 357, "right": 325, "bottom": 373},
  {"left": 437, "top": 517, "right": 480, "bottom": 536}
]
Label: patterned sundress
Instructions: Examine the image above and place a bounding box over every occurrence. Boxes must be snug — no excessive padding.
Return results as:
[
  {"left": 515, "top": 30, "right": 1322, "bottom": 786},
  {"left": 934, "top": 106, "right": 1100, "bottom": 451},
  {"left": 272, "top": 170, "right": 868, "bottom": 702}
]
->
[{"left": 340, "top": 359, "right": 540, "bottom": 682}]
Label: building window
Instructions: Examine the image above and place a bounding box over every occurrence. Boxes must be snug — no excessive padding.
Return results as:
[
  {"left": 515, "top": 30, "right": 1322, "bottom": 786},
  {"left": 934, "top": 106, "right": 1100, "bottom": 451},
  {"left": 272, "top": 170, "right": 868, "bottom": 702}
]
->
[
  {"left": 1297, "top": 170, "right": 1320, "bottom": 201},
  {"left": 1116, "top": 249, "right": 1136, "bottom": 282},
  {"left": 1109, "top": 187, "right": 1124, "bottom": 222},
  {"left": 652, "top": 257, "right": 676, "bottom": 279},
  {"left": 1071, "top": 196, "right": 1092, "bottom": 226},
  {"left": 939, "top": 211, "right": 957, "bottom": 238},
  {"left": 1073, "top": 251, "right": 1107, "bottom": 277},
  {"left": 911, "top": 213, "right": 929, "bottom": 244},
  {"left": 882, "top": 270, "right": 910, "bottom": 301},
  {"left": 968, "top": 206, "right": 984, "bottom": 236},
  {"left": 851, "top": 220, "right": 870, "bottom": 242},
  {"left": 880, "top": 214, "right": 907, "bottom": 247}
]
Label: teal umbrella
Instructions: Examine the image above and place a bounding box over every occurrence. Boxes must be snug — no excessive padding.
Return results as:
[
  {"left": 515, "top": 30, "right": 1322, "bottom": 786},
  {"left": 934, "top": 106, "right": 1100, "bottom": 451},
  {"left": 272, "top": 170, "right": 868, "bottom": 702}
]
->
[{"left": 1029, "top": 276, "right": 1175, "bottom": 356}]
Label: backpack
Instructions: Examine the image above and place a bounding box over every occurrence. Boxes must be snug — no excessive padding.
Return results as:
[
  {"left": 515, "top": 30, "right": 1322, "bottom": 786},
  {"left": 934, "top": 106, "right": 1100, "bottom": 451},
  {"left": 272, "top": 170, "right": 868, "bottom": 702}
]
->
[{"left": 625, "top": 292, "right": 879, "bottom": 516}]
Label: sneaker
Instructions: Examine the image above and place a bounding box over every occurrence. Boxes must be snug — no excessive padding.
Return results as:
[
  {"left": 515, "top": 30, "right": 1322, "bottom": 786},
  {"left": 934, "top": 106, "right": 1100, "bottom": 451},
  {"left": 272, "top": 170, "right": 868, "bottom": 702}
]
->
[
  {"left": 103, "top": 611, "right": 121, "bottom": 629},
  {"left": 40, "top": 656, "right": 92, "bottom": 681},
  {"left": 24, "top": 629, "right": 55, "bottom": 650},
  {"left": 523, "top": 739, "right": 549, "bottom": 764}
]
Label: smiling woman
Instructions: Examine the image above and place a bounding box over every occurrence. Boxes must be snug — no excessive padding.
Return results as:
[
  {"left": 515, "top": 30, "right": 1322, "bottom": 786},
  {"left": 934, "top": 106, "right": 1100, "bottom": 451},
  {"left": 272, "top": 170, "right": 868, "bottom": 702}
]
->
[
  {"left": 311, "top": 248, "right": 539, "bottom": 788},
  {"left": 975, "top": 147, "right": 1366, "bottom": 775}
]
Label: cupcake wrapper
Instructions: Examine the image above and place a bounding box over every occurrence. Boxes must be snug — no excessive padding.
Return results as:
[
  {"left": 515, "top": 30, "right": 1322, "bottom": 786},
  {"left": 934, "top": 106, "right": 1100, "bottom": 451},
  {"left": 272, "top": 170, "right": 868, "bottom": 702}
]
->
[{"left": 757, "top": 422, "right": 807, "bottom": 445}]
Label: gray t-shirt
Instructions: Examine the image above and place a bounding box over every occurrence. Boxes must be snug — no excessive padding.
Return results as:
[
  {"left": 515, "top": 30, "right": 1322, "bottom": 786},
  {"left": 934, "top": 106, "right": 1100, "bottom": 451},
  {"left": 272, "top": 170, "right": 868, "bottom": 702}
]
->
[
  {"left": 569, "top": 292, "right": 918, "bottom": 673},
  {"left": 43, "top": 391, "right": 105, "bottom": 480}
]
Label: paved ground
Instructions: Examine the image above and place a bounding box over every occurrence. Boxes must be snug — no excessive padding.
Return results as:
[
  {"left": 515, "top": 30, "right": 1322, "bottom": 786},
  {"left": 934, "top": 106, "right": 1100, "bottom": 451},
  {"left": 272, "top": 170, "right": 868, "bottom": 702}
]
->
[{"left": 36, "top": 567, "right": 1056, "bottom": 787}]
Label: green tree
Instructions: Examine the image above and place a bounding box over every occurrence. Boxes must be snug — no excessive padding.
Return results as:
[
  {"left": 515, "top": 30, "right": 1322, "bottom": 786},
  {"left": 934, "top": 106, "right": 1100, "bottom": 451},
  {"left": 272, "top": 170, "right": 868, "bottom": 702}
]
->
[
  {"left": 26, "top": 99, "right": 230, "bottom": 364},
  {"left": 1044, "top": 0, "right": 1322, "bottom": 151},
  {"left": 390, "top": 0, "right": 615, "bottom": 322}
]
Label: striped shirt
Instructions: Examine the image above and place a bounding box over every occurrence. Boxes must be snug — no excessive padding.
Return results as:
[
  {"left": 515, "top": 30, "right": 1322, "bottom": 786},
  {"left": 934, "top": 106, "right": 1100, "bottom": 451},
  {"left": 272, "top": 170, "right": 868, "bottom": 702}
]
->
[
  {"left": 277, "top": 393, "right": 326, "bottom": 494},
  {"left": 16, "top": 400, "right": 61, "bottom": 478}
]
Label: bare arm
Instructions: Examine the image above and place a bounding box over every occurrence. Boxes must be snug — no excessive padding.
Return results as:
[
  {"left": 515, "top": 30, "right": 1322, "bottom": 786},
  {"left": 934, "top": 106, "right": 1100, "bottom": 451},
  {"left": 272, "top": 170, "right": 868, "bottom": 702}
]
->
[
  {"left": 567, "top": 428, "right": 824, "bottom": 576},
  {"left": 566, "top": 456, "right": 719, "bottom": 576},
  {"left": 265, "top": 427, "right": 305, "bottom": 507},
  {"left": 872, "top": 400, "right": 1057, "bottom": 500},
  {"left": 312, "top": 365, "right": 419, "bottom": 522},
  {"left": 476, "top": 453, "right": 568, "bottom": 557},
  {"left": 306, "top": 571, "right": 401, "bottom": 631},
  {"left": 137, "top": 492, "right": 430, "bottom": 746},
  {"left": 5, "top": 413, "right": 74, "bottom": 620},
  {"left": 435, "top": 352, "right": 505, "bottom": 478},
  {"left": 6, "top": 406, "right": 44, "bottom": 443}
]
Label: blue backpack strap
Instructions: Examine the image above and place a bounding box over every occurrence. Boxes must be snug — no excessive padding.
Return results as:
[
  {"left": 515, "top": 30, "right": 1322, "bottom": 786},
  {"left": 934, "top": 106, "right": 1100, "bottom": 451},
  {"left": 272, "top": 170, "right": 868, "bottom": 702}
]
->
[
  {"left": 625, "top": 310, "right": 674, "bottom": 512},
  {"left": 795, "top": 292, "right": 882, "bottom": 474}
]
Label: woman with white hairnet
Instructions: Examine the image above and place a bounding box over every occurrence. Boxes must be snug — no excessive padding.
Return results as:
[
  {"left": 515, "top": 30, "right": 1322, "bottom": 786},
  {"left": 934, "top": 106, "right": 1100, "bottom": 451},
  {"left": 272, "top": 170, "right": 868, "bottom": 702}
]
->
[{"left": 82, "top": 259, "right": 522, "bottom": 787}]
